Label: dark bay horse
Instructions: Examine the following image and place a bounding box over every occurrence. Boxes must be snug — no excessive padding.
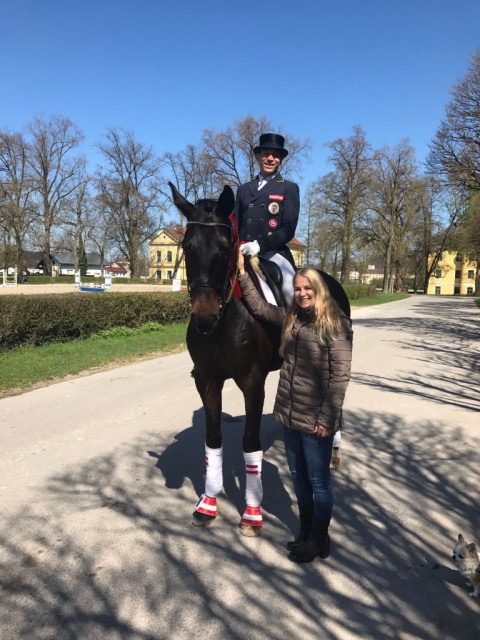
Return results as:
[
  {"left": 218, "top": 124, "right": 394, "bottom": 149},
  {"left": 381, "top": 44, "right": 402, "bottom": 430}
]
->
[{"left": 169, "top": 182, "right": 350, "bottom": 537}]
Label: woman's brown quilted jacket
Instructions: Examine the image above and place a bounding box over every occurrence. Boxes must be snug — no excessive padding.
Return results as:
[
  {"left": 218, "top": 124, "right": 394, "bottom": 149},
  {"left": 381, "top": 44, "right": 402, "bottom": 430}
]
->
[{"left": 238, "top": 272, "right": 353, "bottom": 434}]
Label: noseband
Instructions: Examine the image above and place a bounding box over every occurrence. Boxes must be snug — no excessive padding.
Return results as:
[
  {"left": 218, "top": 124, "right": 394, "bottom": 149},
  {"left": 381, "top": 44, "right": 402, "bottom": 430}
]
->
[{"left": 185, "top": 216, "right": 238, "bottom": 315}]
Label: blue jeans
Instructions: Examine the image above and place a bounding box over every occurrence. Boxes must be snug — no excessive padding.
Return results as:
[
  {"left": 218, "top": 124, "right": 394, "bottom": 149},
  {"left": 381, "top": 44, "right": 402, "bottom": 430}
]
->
[{"left": 283, "top": 427, "right": 334, "bottom": 521}]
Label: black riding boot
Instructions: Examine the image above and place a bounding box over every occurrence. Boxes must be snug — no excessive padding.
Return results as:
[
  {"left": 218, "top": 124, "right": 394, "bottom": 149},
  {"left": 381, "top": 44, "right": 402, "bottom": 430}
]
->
[
  {"left": 286, "top": 503, "right": 314, "bottom": 550},
  {"left": 288, "top": 518, "right": 330, "bottom": 563}
]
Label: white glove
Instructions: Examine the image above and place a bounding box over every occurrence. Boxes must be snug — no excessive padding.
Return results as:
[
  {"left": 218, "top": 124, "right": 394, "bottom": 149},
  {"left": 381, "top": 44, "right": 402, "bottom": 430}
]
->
[{"left": 240, "top": 240, "right": 260, "bottom": 257}]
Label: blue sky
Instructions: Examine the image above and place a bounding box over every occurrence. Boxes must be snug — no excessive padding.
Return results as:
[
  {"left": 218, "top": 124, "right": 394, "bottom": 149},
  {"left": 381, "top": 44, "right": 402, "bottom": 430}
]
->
[{"left": 1, "top": 0, "right": 479, "bottom": 195}]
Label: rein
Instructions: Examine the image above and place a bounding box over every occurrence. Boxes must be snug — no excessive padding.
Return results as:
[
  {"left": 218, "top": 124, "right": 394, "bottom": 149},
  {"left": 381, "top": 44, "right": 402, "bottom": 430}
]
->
[{"left": 186, "top": 214, "right": 239, "bottom": 314}]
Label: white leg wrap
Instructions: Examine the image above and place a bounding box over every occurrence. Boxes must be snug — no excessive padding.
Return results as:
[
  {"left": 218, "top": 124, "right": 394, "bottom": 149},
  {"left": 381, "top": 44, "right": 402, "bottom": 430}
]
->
[
  {"left": 244, "top": 450, "right": 263, "bottom": 508},
  {"left": 204, "top": 445, "right": 223, "bottom": 498}
]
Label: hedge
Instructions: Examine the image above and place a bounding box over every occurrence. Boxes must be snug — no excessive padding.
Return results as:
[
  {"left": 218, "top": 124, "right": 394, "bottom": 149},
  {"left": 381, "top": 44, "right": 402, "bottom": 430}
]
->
[
  {"left": 1, "top": 282, "right": 378, "bottom": 352},
  {"left": 23, "top": 276, "right": 187, "bottom": 285},
  {"left": 0, "top": 291, "right": 190, "bottom": 351}
]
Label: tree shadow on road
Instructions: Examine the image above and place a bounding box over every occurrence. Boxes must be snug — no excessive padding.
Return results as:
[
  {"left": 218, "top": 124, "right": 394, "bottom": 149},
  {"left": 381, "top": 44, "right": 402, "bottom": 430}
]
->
[{"left": 1, "top": 403, "right": 479, "bottom": 639}]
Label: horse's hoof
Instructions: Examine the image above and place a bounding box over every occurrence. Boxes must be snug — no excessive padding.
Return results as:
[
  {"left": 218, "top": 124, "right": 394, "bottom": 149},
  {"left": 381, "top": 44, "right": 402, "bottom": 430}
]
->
[
  {"left": 239, "top": 523, "right": 262, "bottom": 538},
  {"left": 192, "top": 510, "right": 216, "bottom": 527}
]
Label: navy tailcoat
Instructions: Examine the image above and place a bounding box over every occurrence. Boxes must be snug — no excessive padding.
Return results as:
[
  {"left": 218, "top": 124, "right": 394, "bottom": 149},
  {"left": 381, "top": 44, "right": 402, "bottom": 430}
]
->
[{"left": 234, "top": 173, "right": 300, "bottom": 268}]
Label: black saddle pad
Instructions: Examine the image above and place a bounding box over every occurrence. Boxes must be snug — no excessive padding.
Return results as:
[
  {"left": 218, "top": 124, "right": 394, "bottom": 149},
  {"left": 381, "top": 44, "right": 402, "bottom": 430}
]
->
[{"left": 247, "top": 258, "right": 286, "bottom": 307}]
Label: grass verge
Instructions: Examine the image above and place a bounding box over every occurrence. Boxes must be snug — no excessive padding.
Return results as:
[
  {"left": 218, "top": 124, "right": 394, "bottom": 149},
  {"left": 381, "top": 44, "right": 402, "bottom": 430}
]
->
[
  {"left": 0, "top": 293, "right": 410, "bottom": 397},
  {"left": 350, "top": 292, "right": 410, "bottom": 307},
  {"left": 0, "top": 322, "right": 188, "bottom": 397}
]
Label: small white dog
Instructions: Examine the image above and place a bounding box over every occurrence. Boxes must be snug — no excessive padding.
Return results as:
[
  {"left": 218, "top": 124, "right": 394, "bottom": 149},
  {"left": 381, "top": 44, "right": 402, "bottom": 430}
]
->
[{"left": 452, "top": 533, "right": 480, "bottom": 598}]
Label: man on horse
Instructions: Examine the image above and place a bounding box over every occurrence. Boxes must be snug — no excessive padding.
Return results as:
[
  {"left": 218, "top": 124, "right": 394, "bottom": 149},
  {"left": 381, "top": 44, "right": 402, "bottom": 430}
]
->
[{"left": 234, "top": 133, "right": 300, "bottom": 304}]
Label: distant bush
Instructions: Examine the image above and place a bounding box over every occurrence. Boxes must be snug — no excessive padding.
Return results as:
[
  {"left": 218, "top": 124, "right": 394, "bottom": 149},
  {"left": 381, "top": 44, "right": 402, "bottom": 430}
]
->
[
  {"left": 343, "top": 283, "right": 377, "bottom": 300},
  {"left": 0, "top": 291, "right": 190, "bottom": 351},
  {"left": 24, "top": 275, "right": 75, "bottom": 284}
]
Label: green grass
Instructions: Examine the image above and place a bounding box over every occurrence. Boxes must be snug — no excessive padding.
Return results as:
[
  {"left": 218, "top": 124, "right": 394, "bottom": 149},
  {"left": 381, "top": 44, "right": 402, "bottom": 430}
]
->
[
  {"left": 0, "top": 322, "right": 188, "bottom": 396},
  {"left": 351, "top": 292, "right": 410, "bottom": 307},
  {"left": 0, "top": 293, "right": 410, "bottom": 397}
]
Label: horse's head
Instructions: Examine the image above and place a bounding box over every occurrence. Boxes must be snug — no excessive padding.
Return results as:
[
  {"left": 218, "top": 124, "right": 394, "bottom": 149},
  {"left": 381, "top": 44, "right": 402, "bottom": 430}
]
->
[{"left": 169, "top": 182, "right": 236, "bottom": 335}]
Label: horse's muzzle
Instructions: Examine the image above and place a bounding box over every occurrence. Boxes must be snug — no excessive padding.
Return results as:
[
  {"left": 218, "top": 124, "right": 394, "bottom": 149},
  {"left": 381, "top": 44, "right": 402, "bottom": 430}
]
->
[
  {"left": 190, "top": 289, "right": 222, "bottom": 334},
  {"left": 191, "top": 312, "right": 220, "bottom": 335}
]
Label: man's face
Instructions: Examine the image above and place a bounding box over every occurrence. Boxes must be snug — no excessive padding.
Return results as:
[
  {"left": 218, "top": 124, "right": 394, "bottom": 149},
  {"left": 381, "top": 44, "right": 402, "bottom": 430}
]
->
[{"left": 255, "top": 148, "right": 283, "bottom": 177}]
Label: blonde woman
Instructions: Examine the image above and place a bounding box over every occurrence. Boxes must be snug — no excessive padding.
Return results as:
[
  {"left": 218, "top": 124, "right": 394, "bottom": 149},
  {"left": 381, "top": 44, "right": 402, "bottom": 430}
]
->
[{"left": 237, "top": 250, "right": 353, "bottom": 562}]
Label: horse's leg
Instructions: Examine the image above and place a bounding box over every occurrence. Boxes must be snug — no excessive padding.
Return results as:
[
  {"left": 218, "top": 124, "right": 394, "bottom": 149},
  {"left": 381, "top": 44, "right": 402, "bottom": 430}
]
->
[
  {"left": 237, "top": 371, "right": 266, "bottom": 538},
  {"left": 192, "top": 374, "right": 224, "bottom": 527}
]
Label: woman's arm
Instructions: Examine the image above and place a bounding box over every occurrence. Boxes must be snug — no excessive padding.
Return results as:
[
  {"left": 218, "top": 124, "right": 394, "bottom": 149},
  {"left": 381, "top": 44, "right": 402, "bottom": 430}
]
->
[{"left": 237, "top": 249, "right": 286, "bottom": 326}]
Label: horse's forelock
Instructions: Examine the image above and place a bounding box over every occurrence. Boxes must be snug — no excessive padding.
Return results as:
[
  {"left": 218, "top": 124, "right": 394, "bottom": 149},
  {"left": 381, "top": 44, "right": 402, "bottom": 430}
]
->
[{"left": 194, "top": 198, "right": 223, "bottom": 222}]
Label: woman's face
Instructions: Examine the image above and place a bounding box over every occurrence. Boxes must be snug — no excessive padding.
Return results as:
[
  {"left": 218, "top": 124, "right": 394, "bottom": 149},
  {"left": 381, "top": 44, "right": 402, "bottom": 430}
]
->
[{"left": 293, "top": 274, "right": 316, "bottom": 310}]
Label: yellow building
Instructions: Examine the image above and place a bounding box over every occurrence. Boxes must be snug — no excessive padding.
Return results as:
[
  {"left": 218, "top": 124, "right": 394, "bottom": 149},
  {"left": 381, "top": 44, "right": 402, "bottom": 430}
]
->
[
  {"left": 427, "top": 251, "right": 477, "bottom": 295},
  {"left": 149, "top": 226, "right": 187, "bottom": 281},
  {"left": 149, "top": 226, "right": 305, "bottom": 281}
]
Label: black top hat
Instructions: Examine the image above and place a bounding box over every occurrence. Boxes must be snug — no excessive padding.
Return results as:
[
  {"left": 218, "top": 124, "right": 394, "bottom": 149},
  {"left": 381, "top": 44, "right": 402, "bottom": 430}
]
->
[{"left": 253, "top": 133, "right": 288, "bottom": 157}]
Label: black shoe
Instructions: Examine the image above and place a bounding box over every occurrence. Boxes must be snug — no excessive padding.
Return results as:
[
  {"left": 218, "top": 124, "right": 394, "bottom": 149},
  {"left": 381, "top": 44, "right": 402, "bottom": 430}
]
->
[
  {"left": 288, "top": 519, "right": 330, "bottom": 563},
  {"left": 286, "top": 503, "right": 314, "bottom": 551}
]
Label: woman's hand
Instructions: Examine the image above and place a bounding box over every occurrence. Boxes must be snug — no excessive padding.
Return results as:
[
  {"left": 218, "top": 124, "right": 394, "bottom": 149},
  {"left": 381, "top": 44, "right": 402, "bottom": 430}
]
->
[
  {"left": 313, "top": 423, "right": 332, "bottom": 438},
  {"left": 238, "top": 246, "right": 246, "bottom": 275}
]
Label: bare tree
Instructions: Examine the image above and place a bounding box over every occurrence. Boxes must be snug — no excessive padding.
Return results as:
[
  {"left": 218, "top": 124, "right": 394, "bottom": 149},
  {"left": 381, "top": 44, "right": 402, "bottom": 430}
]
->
[
  {"left": 306, "top": 126, "right": 372, "bottom": 283},
  {"left": 453, "top": 192, "right": 480, "bottom": 295},
  {"left": 26, "top": 116, "right": 86, "bottom": 274},
  {"left": 427, "top": 50, "right": 480, "bottom": 192},
  {"left": 201, "top": 115, "right": 311, "bottom": 190},
  {"left": 60, "top": 179, "right": 93, "bottom": 272},
  {"left": 0, "top": 130, "right": 36, "bottom": 267},
  {"left": 96, "top": 128, "right": 163, "bottom": 278},
  {"left": 361, "top": 141, "right": 420, "bottom": 292},
  {"left": 86, "top": 192, "right": 116, "bottom": 273},
  {"left": 160, "top": 145, "right": 216, "bottom": 205}
]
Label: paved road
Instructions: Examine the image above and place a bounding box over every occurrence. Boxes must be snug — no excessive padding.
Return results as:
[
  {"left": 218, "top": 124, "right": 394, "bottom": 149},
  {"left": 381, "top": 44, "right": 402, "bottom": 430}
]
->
[{"left": 0, "top": 295, "right": 479, "bottom": 639}]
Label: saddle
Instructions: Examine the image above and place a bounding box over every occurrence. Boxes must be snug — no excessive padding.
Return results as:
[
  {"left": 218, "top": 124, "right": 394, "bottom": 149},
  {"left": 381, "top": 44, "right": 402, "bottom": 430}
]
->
[{"left": 248, "top": 257, "right": 286, "bottom": 307}]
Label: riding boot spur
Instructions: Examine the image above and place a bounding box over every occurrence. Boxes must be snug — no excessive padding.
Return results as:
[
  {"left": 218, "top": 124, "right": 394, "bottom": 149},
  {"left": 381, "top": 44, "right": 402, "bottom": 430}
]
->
[
  {"left": 192, "top": 445, "right": 223, "bottom": 526},
  {"left": 241, "top": 450, "right": 263, "bottom": 528},
  {"left": 288, "top": 518, "right": 331, "bottom": 563},
  {"left": 286, "top": 503, "right": 314, "bottom": 551}
]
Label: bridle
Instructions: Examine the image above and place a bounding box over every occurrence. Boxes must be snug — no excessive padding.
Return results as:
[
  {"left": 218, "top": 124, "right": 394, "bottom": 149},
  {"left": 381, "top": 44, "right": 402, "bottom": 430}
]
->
[{"left": 185, "top": 214, "right": 239, "bottom": 315}]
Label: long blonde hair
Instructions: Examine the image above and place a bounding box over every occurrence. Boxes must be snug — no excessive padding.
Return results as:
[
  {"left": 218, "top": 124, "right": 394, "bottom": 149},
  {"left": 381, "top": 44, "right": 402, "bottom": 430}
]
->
[{"left": 280, "top": 269, "right": 342, "bottom": 356}]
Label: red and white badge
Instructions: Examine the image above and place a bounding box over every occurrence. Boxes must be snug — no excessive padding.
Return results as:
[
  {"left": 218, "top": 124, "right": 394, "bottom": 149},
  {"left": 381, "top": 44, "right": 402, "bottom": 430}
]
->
[
  {"left": 268, "top": 218, "right": 278, "bottom": 229},
  {"left": 269, "top": 194, "right": 284, "bottom": 201}
]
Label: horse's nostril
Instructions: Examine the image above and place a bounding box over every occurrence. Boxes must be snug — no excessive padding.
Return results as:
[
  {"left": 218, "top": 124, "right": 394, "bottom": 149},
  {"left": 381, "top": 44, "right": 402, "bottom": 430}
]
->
[{"left": 192, "top": 314, "right": 219, "bottom": 334}]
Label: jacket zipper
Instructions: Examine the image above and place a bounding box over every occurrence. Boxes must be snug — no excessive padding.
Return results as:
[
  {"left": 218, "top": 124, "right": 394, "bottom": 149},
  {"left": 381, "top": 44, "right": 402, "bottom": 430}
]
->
[{"left": 288, "top": 322, "right": 308, "bottom": 428}]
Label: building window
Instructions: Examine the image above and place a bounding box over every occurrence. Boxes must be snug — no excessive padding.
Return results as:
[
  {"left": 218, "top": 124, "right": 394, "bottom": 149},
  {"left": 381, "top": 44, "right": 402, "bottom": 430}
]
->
[
  {"left": 455, "top": 252, "right": 462, "bottom": 262},
  {"left": 167, "top": 250, "right": 173, "bottom": 263},
  {"left": 435, "top": 269, "right": 442, "bottom": 278},
  {"left": 468, "top": 270, "right": 474, "bottom": 279},
  {"left": 438, "top": 252, "right": 443, "bottom": 262},
  {"left": 156, "top": 270, "right": 162, "bottom": 280},
  {"left": 156, "top": 250, "right": 162, "bottom": 262},
  {"left": 467, "top": 287, "right": 473, "bottom": 295},
  {"left": 167, "top": 270, "right": 173, "bottom": 279},
  {"left": 435, "top": 286, "right": 441, "bottom": 295},
  {"left": 455, "top": 270, "right": 461, "bottom": 279},
  {"left": 454, "top": 286, "right": 460, "bottom": 295}
]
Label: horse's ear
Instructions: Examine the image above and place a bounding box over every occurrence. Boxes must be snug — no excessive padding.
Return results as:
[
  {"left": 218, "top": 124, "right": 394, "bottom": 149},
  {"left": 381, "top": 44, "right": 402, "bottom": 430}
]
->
[
  {"left": 217, "top": 185, "right": 235, "bottom": 220},
  {"left": 168, "top": 181, "right": 196, "bottom": 221}
]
